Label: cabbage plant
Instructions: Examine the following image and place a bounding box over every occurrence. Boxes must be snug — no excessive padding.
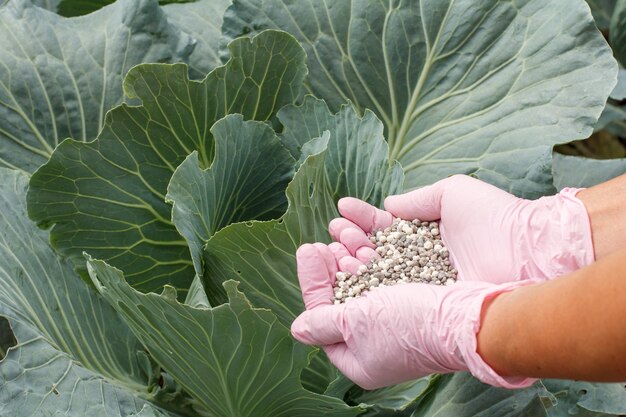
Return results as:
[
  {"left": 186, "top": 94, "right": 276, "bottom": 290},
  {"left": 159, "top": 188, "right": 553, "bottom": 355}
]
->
[{"left": 1, "top": 0, "right": 626, "bottom": 416}]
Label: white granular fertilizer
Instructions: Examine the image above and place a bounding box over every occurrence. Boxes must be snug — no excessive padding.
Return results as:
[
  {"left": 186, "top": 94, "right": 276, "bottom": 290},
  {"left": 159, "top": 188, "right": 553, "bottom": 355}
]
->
[{"left": 332, "top": 218, "right": 457, "bottom": 304}]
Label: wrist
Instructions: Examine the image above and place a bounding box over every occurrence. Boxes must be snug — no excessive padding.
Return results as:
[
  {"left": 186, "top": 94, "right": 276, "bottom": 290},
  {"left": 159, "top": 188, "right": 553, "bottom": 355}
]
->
[{"left": 576, "top": 185, "right": 626, "bottom": 260}]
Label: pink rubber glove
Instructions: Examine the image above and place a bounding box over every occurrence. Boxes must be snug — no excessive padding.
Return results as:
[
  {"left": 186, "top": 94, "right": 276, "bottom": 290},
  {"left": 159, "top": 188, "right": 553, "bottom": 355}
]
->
[
  {"left": 292, "top": 243, "right": 539, "bottom": 389},
  {"left": 329, "top": 175, "right": 594, "bottom": 283}
]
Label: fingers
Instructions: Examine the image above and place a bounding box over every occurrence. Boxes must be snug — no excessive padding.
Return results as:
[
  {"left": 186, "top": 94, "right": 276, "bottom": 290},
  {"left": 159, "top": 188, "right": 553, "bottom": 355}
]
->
[
  {"left": 328, "top": 218, "right": 361, "bottom": 241},
  {"left": 328, "top": 242, "right": 379, "bottom": 273},
  {"left": 329, "top": 217, "right": 374, "bottom": 261},
  {"left": 340, "top": 228, "right": 374, "bottom": 254},
  {"left": 291, "top": 305, "right": 345, "bottom": 345},
  {"left": 329, "top": 218, "right": 374, "bottom": 253},
  {"left": 329, "top": 242, "right": 362, "bottom": 274},
  {"left": 296, "top": 244, "right": 336, "bottom": 309},
  {"left": 355, "top": 247, "right": 379, "bottom": 263},
  {"left": 337, "top": 197, "right": 393, "bottom": 233},
  {"left": 328, "top": 242, "right": 351, "bottom": 259},
  {"left": 384, "top": 179, "right": 448, "bottom": 221},
  {"left": 313, "top": 242, "right": 338, "bottom": 282},
  {"left": 339, "top": 257, "right": 363, "bottom": 274}
]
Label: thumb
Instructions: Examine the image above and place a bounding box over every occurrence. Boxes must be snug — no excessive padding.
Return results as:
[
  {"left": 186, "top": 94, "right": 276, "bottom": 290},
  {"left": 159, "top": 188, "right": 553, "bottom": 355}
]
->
[
  {"left": 384, "top": 179, "right": 448, "bottom": 220},
  {"left": 291, "top": 305, "right": 346, "bottom": 345}
]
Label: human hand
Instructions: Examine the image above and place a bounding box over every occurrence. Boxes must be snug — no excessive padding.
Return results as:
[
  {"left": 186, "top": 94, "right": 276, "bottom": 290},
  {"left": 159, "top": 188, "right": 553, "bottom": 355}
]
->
[
  {"left": 329, "top": 175, "right": 594, "bottom": 283},
  {"left": 291, "top": 243, "right": 537, "bottom": 389}
]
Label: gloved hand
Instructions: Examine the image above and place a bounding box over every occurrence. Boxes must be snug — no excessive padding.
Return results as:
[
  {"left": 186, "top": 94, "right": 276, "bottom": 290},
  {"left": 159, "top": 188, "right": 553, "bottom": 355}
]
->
[
  {"left": 292, "top": 243, "right": 538, "bottom": 389},
  {"left": 328, "top": 175, "right": 594, "bottom": 283}
]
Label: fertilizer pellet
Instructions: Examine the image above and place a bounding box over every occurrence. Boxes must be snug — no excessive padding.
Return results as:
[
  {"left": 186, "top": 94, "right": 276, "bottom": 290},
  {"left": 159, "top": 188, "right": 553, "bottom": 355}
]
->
[{"left": 332, "top": 218, "right": 457, "bottom": 304}]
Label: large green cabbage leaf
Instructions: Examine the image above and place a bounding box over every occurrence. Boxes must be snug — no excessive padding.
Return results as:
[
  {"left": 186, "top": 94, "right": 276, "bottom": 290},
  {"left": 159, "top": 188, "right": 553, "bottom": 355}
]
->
[
  {"left": 85, "top": 151, "right": 364, "bottom": 417},
  {"left": 0, "top": 0, "right": 194, "bottom": 173},
  {"left": 543, "top": 380, "right": 626, "bottom": 417},
  {"left": 411, "top": 373, "right": 549, "bottom": 417},
  {"left": 0, "top": 321, "right": 163, "bottom": 417},
  {"left": 552, "top": 153, "right": 626, "bottom": 190},
  {"left": 222, "top": 0, "right": 617, "bottom": 196},
  {"left": 166, "top": 115, "right": 296, "bottom": 282},
  {"left": 27, "top": 0, "right": 230, "bottom": 80},
  {"left": 343, "top": 375, "right": 437, "bottom": 416},
  {"left": 587, "top": 0, "right": 616, "bottom": 30},
  {"left": 166, "top": 100, "right": 404, "bottom": 392},
  {"left": 28, "top": 0, "right": 61, "bottom": 10},
  {"left": 611, "top": 70, "right": 626, "bottom": 101},
  {"left": 131, "top": 405, "right": 177, "bottom": 417},
  {"left": 27, "top": 30, "right": 307, "bottom": 296},
  {"left": 593, "top": 69, "right": 626, "bottom": 139},
  {"left": 23, "top": 0, "right": 229, "bottom": 80},
  {"left": 163, "top": 0, "right": 232, "bottom": 79},
  {"left": 611, "top": 0, "right": 626, "bottom": 67},
  {"left": 86, "top": 263, "right": 361, "bottom": 417},
  {"left": 204, "top": 99, "right": 403, "bottom": 323},
  {"left": 0, "top": 168, "right": 190, "bottom": 416},
  {"left": 41, "top": 0, "right": 197, "bottom": 17}
]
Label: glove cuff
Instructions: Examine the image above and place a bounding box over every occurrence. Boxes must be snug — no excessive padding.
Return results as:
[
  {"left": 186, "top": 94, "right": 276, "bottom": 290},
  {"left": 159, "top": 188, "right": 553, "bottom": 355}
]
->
[
  {"left": 454, "top": 280, "right": 539, "bottom": 389},
  {"left": 518, "top": 188, "right": 594, "bottom": 279},
  {"left": 556, "top": 188, "right": 595, "bottom": 270}
]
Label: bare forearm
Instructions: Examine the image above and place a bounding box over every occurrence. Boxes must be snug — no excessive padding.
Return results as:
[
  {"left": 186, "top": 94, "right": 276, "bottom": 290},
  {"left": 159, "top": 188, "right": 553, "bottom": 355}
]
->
[
  {"left": 478, "top": 245, "right": 626, "bottom": 381},
  {"left": 577, "top": 174, "right": 626, "bottom": 260}
]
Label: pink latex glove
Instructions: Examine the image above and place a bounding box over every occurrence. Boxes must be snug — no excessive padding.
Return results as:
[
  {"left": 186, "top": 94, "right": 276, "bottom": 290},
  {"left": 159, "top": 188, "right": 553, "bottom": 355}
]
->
[
  {"left": 329, "top": 175, "right": 594, "bottom": 283},
  {"left": 291, "top": 243, "right": 539, "bottom": 389}
]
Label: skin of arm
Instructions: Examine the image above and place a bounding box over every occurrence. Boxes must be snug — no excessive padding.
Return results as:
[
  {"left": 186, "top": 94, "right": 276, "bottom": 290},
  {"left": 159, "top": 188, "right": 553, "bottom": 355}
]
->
[
  {"left": 478, "top": 244, "right": 626, "bottom": 381},
  {"left": 577, "top": 173, "right": 626, "bottom": 260}
]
